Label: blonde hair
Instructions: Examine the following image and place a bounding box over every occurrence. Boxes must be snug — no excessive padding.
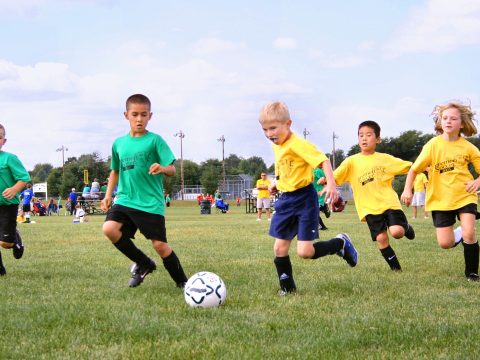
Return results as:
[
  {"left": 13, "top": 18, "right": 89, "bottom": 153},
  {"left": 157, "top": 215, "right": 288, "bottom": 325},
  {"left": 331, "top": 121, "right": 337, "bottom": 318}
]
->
[
  {"left": 259, "top": 101, "right": 291, "bottom": 124},
  {"left": 0, "top": 124, "right": 5, "bottom": 136},
  {"left": 432, "top": 101, "right": 477, "bottom": 137}
]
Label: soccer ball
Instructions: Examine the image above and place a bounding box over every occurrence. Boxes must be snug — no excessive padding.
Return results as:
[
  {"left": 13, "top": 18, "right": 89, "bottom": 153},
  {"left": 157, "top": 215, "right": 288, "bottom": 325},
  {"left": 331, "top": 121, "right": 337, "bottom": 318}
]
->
[{"left": 184, "top": 271, "right": 227, "bottom": 308}]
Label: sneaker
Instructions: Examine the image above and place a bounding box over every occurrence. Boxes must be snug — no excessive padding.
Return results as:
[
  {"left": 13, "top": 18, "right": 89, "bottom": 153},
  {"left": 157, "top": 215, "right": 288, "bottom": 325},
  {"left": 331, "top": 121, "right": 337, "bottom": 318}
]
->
[
  {"left": 128, "top": 259, "right": 156, "bottom": 287},
  {"left": 324, "top": 206, "right": 331, "bottom": 218},
  {"left": 0, "top": 264, "right": 6, "bottom": 276},
  {"left": 404, "top": 224, "right": 415, "bottom": 240},
  {"left": 278, "top": 288, "right": 296, "bottom": 297},
  {"left": 336, "top": 233, "right": 358, "bottom": 267},
  {"left": 12, "top": 230, "right": 24, "bottom": 259},
  {"left": 320, "top": 227, "right": 328, "bottom": 231},
  {"left": 467, "top": 273, "right": 480, "bottom": 282},
  {"left": 176, "top": 281, "right": 186, "bottom": 289},
  {"left": 256, "top": 218, "right": 262, "bottom": 221}
]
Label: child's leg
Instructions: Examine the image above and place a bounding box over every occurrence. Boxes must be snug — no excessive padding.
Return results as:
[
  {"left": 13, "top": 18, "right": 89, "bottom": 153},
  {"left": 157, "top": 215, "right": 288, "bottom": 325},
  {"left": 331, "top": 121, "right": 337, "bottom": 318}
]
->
[
  {"left": 274, "top": 239, "right": 296, "bottom": 293},
  {"left": 296, "top": 236, "right": 357, "bottom": 267},
  {"left": 0, "top": 251, "right": 5, "bottom": 276},
  {"left": 152, "top": 240, "right": 188, "bottom": 287},
  {"left": 376, "top": 232, "right": 402, "bottom": 271},
  {"left": 318, "top": 213, "right": 327, "bottom": 230},
  {"left": 412, "top": 206, "right": 417, "bottom": 219},
  {"left": 103, "top": 220, "right": 151, "bottom": 265},
  {"left": 458, "top": 213, "right": 479, "bottom": 280}
]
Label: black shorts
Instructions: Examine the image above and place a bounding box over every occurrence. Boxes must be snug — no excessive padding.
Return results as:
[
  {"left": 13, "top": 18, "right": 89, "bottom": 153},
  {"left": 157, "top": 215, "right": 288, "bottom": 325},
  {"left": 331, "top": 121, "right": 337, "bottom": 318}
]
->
[
  {"left": 365, "top": 209, "right": 408, "bottom": 241},
  {"left": 105, "top": 204, "right": 167, "bottom": 242},
  {"left": 431, "top": 203, "right": 477, "bottom": 228},
  {"left": 22, "top": 204, "right": 31, "bottom": 213},
  {"left": 0, "top": 204, "right": 18, "bottom": 243}
]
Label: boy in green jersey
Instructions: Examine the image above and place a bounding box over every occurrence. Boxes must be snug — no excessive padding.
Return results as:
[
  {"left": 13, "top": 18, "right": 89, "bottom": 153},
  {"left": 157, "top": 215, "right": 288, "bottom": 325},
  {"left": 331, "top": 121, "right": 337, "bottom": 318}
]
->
[{"left": 101, "top": 94, "right": 188, "bottom": 288}]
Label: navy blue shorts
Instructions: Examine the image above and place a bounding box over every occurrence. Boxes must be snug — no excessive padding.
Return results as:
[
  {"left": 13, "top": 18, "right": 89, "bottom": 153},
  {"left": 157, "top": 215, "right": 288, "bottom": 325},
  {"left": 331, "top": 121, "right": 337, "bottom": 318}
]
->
[
  {"left": 432, "top": 203, "right": 477, "bottom": 228},
  {"left": 105, "top": 204, "right": 167, "bottom": 242},
  {"left": 269, "top": 184, "right": 319, "bottom": 241}
]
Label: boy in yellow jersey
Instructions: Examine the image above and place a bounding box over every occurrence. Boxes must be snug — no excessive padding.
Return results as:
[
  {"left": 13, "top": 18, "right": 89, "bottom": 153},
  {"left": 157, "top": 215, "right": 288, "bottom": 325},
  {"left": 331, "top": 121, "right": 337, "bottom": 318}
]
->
[
  {"left": 259, "top": 101, "right": 357, "bottom": 295},
  {"left": 402, "top": 101, "right": 480, "bottom": 281},
  {"left": 256, "top": 173, "right": 271, "bottom": 221},
  {"left": 411, "top": 170, "right": 429, "bottom": 219},
  {"left": 334, "top": 120, "right": 415, "bottom": 272}
]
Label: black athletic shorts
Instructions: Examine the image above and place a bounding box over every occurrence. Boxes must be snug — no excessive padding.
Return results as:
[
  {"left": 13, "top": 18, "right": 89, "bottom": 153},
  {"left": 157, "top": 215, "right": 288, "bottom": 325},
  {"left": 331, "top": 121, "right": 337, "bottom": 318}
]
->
[
  {"left": 431, "top": 203, "right": 477, "bottom": 228},
  {"left": 105, "top": 204, "right": 167, "bottom": 242},
  {"left": 0, "top": 204, "right": 18, "bottom": 243},
  {"left": 22, "top": 204, "right": 31, "bottom": 213},
  {"left": 365, "top": 209, "right": 408, "bottom": 241}
]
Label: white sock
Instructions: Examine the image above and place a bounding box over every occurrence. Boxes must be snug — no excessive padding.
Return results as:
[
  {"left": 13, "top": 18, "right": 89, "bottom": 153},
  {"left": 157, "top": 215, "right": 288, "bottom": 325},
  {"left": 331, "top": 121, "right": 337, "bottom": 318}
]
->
[{"left": 454, "top": 226, "right": 463, "bottom": 245}]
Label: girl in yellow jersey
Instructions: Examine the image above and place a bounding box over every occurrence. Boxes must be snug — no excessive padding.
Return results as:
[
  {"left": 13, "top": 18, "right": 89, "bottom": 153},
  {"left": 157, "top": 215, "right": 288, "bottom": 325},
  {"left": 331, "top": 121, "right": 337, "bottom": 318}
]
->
[
  {"left": 402, "top": 101, "right": 480, "bottom": 281},
  {"left": 334, "top": 121, "right": 415, "bottom": 272},
  {"left": 259, "top": 101, "right": 358, "bottom": 295}
]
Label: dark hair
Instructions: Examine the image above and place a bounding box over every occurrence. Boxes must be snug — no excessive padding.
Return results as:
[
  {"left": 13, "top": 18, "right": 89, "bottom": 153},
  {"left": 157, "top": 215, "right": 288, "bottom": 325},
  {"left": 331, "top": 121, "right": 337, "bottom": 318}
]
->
[
  {"left": 358, "top": 120, "right": 381, "bottom": 138},
  {"left": 126, "top": 94, "right": 151, "bottom": 111}
]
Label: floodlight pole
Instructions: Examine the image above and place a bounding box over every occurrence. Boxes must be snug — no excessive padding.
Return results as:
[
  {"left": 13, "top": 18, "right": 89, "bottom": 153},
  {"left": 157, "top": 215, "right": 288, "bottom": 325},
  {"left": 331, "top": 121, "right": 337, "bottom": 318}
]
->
[
  {"left": 56, "top": 145, "right": 69, "bottom": 177},
  {"left": 174, "top": 131, "right": 185, "bottom": 200},
  {"left": 217, "top": 135, "right": 226, "bottom": 187},
  {"left": 332, "top": 132, "right": 339, "bottom": 170},
  {"left": 303, "top": 128, "right": 311, "bottom": 139}
]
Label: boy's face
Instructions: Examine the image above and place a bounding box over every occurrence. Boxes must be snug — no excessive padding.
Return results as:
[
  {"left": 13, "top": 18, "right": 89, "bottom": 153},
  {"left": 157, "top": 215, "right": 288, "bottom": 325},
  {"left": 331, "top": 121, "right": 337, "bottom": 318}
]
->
[
  {"left": 124, "top": 102, "right": 152, "bottom": 136},
  {"left": 260, "top": 118, "right": 292, "bottom": 145},
  {"left": 0, "top": 129, "right": 6, "bottom": 151},
  {"left": 358, "top": 126, "right": 379, "bottom": 154}
]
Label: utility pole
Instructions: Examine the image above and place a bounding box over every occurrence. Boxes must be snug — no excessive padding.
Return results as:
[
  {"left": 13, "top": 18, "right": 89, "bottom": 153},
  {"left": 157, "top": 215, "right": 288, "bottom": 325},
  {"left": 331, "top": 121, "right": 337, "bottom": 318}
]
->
[
  {"left": 332, "top": 132, "right": 339, "bottom": 170},
  {"left": 174, "top": 131, "right": 185, "bottom": 200},
  {"left": 303, "top": 128, "right": 310, "bottom": 139},
  {"left": 217, "top": 135, "right": 226, "bottom": 187},
  {"left": 56, "top": 145, "right": 68, "bottom": 176}
]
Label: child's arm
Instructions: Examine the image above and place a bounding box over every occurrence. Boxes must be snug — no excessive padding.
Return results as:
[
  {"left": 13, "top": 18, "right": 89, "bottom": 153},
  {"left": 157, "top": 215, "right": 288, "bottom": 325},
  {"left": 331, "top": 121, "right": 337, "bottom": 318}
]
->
[
  {"left": 319, "top": 159, "right": 338, "bottom": 204},
  {"left": 2, "top": 180, "right": 27, "bottom": 200},
  {"left": 466, "top": 177, "right": 480, "bottom": 194},
  {"left": 400, "top": 169, "right": 417, "bottom": 206},
  {"left": 149, "top": 163, "right": 176, "bottom": 176},
  {"left": 101, "top": 170, "right": 119, "bottom": 212}
]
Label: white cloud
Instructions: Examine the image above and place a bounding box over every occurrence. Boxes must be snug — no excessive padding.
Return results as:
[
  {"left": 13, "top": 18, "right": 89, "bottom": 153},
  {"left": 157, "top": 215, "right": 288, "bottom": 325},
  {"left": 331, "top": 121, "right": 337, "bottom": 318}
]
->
[
  {"left": 308, "top": 49, "right": 371, "bottom": 68},
  {"left": 273, "top": 37, "right": 297, "bottom": 50},
  {"left": 384, "top": 0, "right": 480, "bottom": 58},
  {"left": 192, "top": 37, "right": 246, "bottom": 55}
]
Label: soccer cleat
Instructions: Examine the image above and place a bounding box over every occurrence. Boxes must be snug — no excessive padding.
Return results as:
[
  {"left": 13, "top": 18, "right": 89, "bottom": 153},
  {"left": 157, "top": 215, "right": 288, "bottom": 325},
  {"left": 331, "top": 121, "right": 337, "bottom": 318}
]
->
[
  {"left": 467, "top": 273, "right": 480, "bottom": 282},
  {"left": 336, "top": 233, "right": 358, "bottom": 267},
  {"left": 319, "top": 226, "right": 328, "bottom": 231},
  {"left": 12, "top": 230, "right": 24, "bottom": 259},
  {"left": 176, "top": 281, "right": 186, "bottom": 289},
  {"left": 0, "top": 264, "right": 6, "bottom": 276},
  {"left": 278, "top": 288, "right": 297, "bottom": 297},
  {"left": 256, "top": 218, "right": 262, "bottom": 221},
  {"left": 404, "top": 224, "right": 415, "bottom": 240},
  {"left": 128, "top": 259, "right": 156, "bottom": 287},
  {"left": 324, "top": 206, "right": 331, "bottom": 218}
]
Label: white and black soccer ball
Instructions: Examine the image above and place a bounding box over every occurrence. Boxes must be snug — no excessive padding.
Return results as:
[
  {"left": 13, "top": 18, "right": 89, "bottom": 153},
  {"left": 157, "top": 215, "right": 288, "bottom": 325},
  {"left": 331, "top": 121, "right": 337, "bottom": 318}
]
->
[{"left": 184, "top": 271, "right": 227, "bottom": 308}]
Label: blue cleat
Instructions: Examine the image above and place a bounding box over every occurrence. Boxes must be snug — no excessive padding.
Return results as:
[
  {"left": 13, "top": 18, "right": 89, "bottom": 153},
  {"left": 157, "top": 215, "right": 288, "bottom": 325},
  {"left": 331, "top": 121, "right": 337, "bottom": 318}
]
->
[{"left": 336, "top": 233, "right": 358, "bottom": 267}]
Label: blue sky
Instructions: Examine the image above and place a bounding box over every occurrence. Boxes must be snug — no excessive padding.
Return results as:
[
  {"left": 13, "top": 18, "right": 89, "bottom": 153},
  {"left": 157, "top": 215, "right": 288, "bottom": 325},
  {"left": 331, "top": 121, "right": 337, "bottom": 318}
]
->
[{"left": 1, "top": 0, "right": 479, "bottom": 170}]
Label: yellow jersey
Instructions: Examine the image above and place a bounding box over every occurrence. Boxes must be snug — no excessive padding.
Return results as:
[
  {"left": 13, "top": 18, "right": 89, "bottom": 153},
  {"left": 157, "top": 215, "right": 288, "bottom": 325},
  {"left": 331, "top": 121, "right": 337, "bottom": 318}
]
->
[
  {"left": 411, "top": 136, "right": 480, "bottom": 211},
  {"left": 273, "top": 133, "right": 327, "bottom": 192},
  {"left": 256, "top": 178, "right": 271, "bottom": 199},
  {"left": 334, "top": 152, "right": 411, "bottom": 221},
  {"left": 413, "top": 172, "right": 428, "bottom": 193}
]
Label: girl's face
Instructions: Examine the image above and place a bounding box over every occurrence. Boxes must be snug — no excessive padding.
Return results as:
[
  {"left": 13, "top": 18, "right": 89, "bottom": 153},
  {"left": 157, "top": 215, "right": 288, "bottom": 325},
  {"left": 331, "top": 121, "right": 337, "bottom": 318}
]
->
[
  {"left": 358, "top": 126, "right": 379, "bottom": 154},
  {"left": 260, "top": 118, "right": 292, "bottom": 145},
  {"left": 441, "top": 107, "right": 463, "bottom": 138}
]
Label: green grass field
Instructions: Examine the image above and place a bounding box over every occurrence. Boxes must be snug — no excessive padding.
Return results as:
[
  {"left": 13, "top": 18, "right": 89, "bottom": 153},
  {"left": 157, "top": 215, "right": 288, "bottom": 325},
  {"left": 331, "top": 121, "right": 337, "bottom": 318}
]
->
[{"left": 2, "top": 202, "right": 479, "bottom": 359}]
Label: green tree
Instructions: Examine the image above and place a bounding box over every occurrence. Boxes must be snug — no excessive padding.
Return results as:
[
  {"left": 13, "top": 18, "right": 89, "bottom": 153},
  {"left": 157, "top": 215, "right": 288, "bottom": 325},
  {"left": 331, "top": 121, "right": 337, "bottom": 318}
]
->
[
  {"left": 200, "top": 159, "right": 222, "bottom": 194},
  {"left": 30, "top": 163, "right": 53, "bottom": 183},
  {"left": 238, "top": 156, "right": 267, "bottom": 178},
  {"left": 46, "top": 168, "right": 63, "bottom": 197}
]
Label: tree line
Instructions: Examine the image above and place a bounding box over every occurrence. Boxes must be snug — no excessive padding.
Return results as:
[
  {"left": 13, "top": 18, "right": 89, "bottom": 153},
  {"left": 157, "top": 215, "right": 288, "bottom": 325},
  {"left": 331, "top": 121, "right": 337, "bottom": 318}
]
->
[{"left": 28, "top": 130, "right": 480, "bottom": 198}]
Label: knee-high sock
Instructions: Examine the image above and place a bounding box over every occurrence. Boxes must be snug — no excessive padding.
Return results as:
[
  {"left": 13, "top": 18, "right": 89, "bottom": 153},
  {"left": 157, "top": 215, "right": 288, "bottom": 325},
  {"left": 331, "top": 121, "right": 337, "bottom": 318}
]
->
[
  {"left": 162, "top": 251, "right": 188, "bottom": 284},
  {"left": 311, "top": 238, "right": 343, "bottom": 259},
  {"left": 463, "top": 242, "right": 479, "bottom": 276},
  {"left": 113, "top": 236, "right": 150, "bottom": 265},
  {"left": 274, "top": 256, "right": 296, "bottom": 292},
  {"left": 380, "top": 246, "right": 401, "bottom": 271}
]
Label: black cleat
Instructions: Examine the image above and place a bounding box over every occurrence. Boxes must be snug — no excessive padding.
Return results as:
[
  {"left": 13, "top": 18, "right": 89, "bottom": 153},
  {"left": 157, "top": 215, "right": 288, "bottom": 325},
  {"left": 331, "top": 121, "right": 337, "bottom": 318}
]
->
[
  {"left": 324, "top": 206, "right": 331, "bottom": 218},
  {"left": 129, "top": 259, "right": 156, "bottom": 287},
  {"left": 467, "top": 273, "right": 480, "bottom": 282},
  {"left": 176, "top": 282, "right": 186, "bottom": 289},
  {"left": 0, "top": 264, "right": 6, "bottom": 276},
  {"left": 404, "top": 224, "right": 415, "bottom": 240},
  {"left": 336, "top": 233, "right": 358, "bottom": 267},
  {"left": 12, "top": 230, "right": 24, "bottom": 259}
]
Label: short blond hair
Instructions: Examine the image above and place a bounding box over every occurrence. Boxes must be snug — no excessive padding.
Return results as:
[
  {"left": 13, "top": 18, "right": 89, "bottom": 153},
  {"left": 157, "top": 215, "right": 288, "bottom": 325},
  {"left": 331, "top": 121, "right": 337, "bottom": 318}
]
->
[
  {"left": 0, "top": 124, "right": 5, "bottom": 136},
  {"left": 432, "top": 101, "right": 477, "bottom": 137},
  {"left": 259, "top": 101, "right": 291, "bottom": 124}
]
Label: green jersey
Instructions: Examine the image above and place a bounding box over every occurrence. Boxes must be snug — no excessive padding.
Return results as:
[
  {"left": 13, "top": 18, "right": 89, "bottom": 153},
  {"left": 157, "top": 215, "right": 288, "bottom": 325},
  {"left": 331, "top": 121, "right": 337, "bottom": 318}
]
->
[
  {"left": 313, "top": 167, "right": 326, "bottom": 206},
  {"left": 0, "top": 151, "right": 31, "bottom": 206},
  {"left": 111, "top": 131, "right": 175, "bottom": 215}
]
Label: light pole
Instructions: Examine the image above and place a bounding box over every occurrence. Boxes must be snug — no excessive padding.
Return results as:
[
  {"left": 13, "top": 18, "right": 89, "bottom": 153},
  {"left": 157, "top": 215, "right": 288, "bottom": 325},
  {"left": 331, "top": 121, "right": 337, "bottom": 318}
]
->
[
  {"left": 217, "top": 135, "right": 226, "bottom": 187},
  {"left": 303, "top": 128, "right": 311, "bottom": 139},
  {"left": 332, "top": 132, "right": 339, "bottom": 170},
  {"left": 56, "top": 145, "right": 68, "bottom": 176},
  {"left": 174, "top": 130, "right": 185, "bottom": 200}
]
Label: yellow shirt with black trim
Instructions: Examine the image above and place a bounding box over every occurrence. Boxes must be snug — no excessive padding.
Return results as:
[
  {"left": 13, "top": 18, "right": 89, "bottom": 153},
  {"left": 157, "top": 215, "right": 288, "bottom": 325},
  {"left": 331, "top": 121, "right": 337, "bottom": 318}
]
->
[
  {"left": 334, "top": 152, "right": 411, "bottom": 221},
  {"left": 273, "top": 133, "right": 327, "bottom": 192},
  {"left": 256, "top": 178, "right": 271, "bottom": 199},
  {"left": 411, "top": 136, "right": 480, "bottom": 211},
  {"left": 413, "top": 172, "right": 428, "bottom": 193}
]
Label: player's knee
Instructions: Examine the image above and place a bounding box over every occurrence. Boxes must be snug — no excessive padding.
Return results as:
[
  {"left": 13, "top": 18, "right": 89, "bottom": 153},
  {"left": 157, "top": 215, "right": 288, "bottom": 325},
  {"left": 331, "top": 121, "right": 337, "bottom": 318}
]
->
[
  {"left": 102, "top": 221, "right": 120, "bottom": 242},
  {"left": 0, "top": 241, "right": 12, "bottom": 249},
  {"left": 296, "top": 249, "right": 311, "bottom": 259}
]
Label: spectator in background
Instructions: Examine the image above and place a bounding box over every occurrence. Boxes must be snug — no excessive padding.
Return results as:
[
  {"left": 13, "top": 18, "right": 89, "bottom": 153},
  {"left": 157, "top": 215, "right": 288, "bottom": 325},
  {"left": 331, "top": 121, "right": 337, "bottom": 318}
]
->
[{"left": 68, "top": 188, "right": 78, "bottom": 215}]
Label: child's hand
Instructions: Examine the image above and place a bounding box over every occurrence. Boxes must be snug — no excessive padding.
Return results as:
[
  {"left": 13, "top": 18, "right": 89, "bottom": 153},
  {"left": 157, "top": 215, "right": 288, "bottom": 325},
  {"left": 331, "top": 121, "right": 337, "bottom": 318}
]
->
[
  {"left": 320, "top": 183, "right": 338, "bottom": 205},
  {"left": 101, "top": 197, "right": 112, "bottom": 212},
  {"left": 317, "top": 177, "right": 326, "bottom": 185},
  {"left": 268, "top": 182, "right": 277, "bottom": 195},
  {"left": 149, "top": 163, "right": 163, "bottom": 175},
  {"left": 400, "top": 190, "right": 412, "bottom": 206},
  {"left": 466, "top": 178, "right": 480, "bottom": 193},
  {"left": 2, "top": 187, "right": 16, "bottom": 200}
]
